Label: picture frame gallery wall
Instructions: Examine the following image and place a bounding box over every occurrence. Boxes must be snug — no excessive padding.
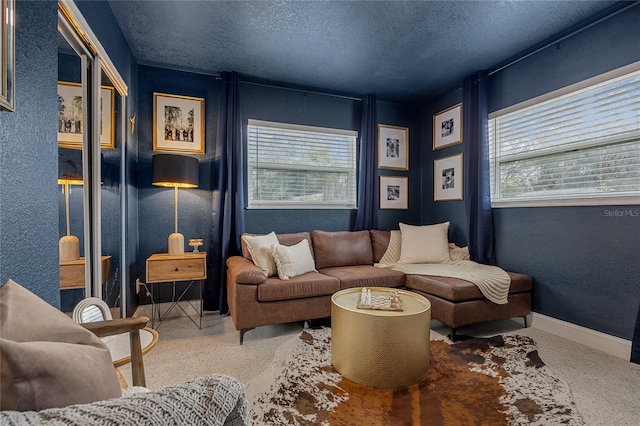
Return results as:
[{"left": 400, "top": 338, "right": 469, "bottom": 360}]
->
[
  {"left": 434, "top": 153, "right": 463, "bottom": 201},
  {"left": 153, "top": 92, "right": 205, "bottom": 154},
  {"left": 433, "top": 103, "right": 462, "bottom": 150},
  {"left": 378, "top": 124, "right": 409, "bottom": 171},
  {"left": 433, "top": 103, "right": 464, "bottom": 201}
]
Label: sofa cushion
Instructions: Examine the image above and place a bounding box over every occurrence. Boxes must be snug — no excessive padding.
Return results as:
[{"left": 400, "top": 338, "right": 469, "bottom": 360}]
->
[
  {"left": 369, "top": 230, "right": 391, "bottom": 263},
  {"left": 0, "top": 279, "right": 121, "bottom": 412},
  {"left": 257, "top": 272, "right": 340, "bottom": 302},
  {"left": 276, "top": 232, "right": 314, "bottom": 259},
  {"left": 405, "top": 272, "right": 532, "bottom": 302},
  {"left": 272, "top": 239, "right": 317, "bottom": 280},
  {"left": 241, "top": 232, "right": 313, "bottom": 261},
  {"left": 319, "top": 265, "right": 405, "bottom": 289},
  {"left": 312, "top": 230, "right": 373, "bottom": 269},
  {"left": 242, "top": 232, "right": 279, "bottom": 276},
  {"left": 399, "top": 222, "right": 451, "bottom": 264}
]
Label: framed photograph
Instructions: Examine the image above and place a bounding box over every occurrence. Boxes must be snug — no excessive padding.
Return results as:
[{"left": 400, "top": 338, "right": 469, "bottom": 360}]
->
[
  {"left": 57, "top": 82, "right": 115, "bottom": 149},
  {"left": 1, "top": 0, "right": 15, "bottom": 111},
  {"left": 380, "top": 176, "right": 408, "bottom": 210},
  {"left": 433, "top": 103, "right": 462, "bottom": 150},
  {"left": 153, "top": 92, "right": 205, "bottom": 154},
  {"left": 434, "top": 153, "right": 463, "bottom": 201},
  {"left": 378, "top": 124, "right": 408, "bottom": 170}
]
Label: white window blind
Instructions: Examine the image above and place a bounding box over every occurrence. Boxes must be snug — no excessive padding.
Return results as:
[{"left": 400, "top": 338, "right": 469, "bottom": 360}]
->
[
  {"left": 489, "top": 66, "right": 640, "bottom": 206},
  {"left": 247, "top": 119, "right": 357, "bottom": 209}
]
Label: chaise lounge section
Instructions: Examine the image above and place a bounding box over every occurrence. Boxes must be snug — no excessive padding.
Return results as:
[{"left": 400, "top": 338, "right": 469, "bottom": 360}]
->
[
  {"left": 226, "top": 229, "right": 532, "bottom": 343},
  {"left": 406, "top": 273, "right": 532, "bottom": 340}
]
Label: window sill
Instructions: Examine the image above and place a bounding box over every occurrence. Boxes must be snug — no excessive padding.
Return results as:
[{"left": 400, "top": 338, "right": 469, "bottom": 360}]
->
[{"left": 492, "top": 195, "right": 640, "bottom": 208}]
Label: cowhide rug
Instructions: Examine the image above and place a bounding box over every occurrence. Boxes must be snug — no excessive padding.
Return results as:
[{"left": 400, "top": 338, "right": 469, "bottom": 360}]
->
[{"left": 246, "top": 328, "right": 584, "bottom": 425}]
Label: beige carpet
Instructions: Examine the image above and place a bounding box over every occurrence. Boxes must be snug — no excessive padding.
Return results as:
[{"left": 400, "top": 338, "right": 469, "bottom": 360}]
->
[{"left": 119, "top": 313, "right": 640, "bottom": 426}]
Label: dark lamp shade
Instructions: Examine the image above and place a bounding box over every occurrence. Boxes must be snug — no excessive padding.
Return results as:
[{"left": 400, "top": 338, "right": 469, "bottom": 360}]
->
[
  {"left": 152, "top": 154, "right": 199, "bottom": 188},
  {"left": 58, "top": 149, "right": 83, "bottom": 185}
]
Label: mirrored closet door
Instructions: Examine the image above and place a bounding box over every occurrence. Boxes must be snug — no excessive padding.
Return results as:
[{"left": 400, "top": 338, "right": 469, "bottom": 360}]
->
[{"left": 58, "top": 2, "right": 128, "bottom": 317}]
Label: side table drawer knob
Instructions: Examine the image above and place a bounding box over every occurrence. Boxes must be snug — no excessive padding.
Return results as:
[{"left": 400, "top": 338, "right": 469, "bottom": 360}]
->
[{"left": 174, "top": 267, "right": 179, "bottom": 271}]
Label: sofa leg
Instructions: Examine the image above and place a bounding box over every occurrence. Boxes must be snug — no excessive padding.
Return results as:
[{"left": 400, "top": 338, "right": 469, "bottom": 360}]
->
[
  {"left": 523, "top": 314, "right": 532, "bottom": 328},
  {"left": 239, "top": 328, "right": 254, "bottom": 345},
  {"left": 450, "top": 328, "right": 457, "bottom": 342}
]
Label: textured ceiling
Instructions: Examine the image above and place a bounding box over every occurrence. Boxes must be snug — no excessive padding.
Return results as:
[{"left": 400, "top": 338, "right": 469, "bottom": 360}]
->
[{"left": 107, "top": 0, "right": 623, "bottom": 103}]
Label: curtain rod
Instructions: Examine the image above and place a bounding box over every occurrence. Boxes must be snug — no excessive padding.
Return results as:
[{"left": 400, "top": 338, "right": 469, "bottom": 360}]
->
[
  {"left": 241, "top": 80, "right": 362, "bottom": 101},
  {"left": 214, "top": 74, "right": 362, "bottom": 101},
  {"left": 488, "top": 1, "right": 639, "bottom": 76}
]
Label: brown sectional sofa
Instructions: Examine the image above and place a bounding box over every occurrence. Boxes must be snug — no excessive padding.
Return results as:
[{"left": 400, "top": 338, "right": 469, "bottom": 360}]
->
[{"left": 226, "top": 229, "right": 532, "bottom": 343}]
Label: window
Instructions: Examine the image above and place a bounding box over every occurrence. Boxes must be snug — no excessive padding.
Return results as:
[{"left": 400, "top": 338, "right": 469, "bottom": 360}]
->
[
  {"left": 489, "top": 64, "right": 640, "bottom": 207},
  {"left": 247, "top": 119, "right": 357, "bottom": 209}
]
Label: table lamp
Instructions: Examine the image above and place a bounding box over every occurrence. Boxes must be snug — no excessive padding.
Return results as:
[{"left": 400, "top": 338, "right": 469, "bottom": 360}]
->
[
  {"left": 58, "top": 150, "right": 84, "bottom": 262},
  {"left": 152, "top": 154, "right": 199, "bottom": 256}
]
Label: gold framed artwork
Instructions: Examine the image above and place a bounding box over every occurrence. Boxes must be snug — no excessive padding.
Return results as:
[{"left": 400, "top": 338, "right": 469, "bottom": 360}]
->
[
  {"left": 434, "top": 153, "right": 463, "bottom": 201},
  {"left": 57, "top": 82, "right": 115, "bottom": 149},
  {"left": 378, "top": 124, "right": 408, "bottom": 170},
  {"left": 153, "top": 92, "right": 205, "bottom": 153},
  {"left": 379, "top": 176, "right": 408, "bottom": 210},
  {"left": 0, "top": 0, "right": 15, "bottom": 111},
  {"left": 433, "top": 103, "right": 462, "bottom": 150}
]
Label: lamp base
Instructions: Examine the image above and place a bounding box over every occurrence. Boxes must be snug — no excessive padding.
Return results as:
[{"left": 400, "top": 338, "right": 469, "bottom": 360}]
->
[
  {"left": 168, "top": 232, "right": 185, "bottom": 256},
  {"left": 59, "top": 235, "right": 80, "bottom": 261}
]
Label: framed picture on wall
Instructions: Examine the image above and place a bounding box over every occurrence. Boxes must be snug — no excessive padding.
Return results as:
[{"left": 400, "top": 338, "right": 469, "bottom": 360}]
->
[
  {"left": 433, "top": 103, "right": 462, "bottom": 150},
  {"left": 0, "top": 0, "right": 15, "bottom": 111},
  {"left": 153, "top": 92, "right": 205, "bottom": 154},
  {"left": 434, "top": 153, "right": 463, "bottom": 201},
  {"left": 378, "top": 124, "right": 409, "bottom": 170},
  {"left": 380, "top": 176, "right": 408, "bottom": 210},
  {"left": 57, "top": 82, "right": 115, "bottom": 149}
]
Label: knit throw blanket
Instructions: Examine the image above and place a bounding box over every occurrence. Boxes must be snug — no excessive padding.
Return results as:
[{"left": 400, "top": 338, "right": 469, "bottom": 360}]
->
[
  {"left": 0, "top": 375, "right": 250, "bottom": 426},
  {"left": 382, "top": 261, "right": 511, "bottom": 305},
  {"left": 375, "top": 235, "right": 511, "bottom": 305}
]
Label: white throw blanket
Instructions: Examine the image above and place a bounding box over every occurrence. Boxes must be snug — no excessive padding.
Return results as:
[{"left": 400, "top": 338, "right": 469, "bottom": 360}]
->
[{"left": 378, "top": 260, "right": 511, "bottom": 305}]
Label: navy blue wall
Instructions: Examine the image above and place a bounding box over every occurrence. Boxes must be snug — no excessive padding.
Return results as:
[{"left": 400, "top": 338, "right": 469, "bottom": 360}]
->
[
  {"left": 137, "top": 66, "right": 218, "bottom": 290},
  {"left": 241, "top": 84, "right": 421, "bottom": 234},
  {"left": 136, "top": 68, "right": 421, "bottom": 304},
  {"left": 488, "top": 5, "right": 640, "bottom": 340},
  {"left": 420, "top": 88, "right": 466, "bottom": 247},
  {"left": 423, "top": 5, "right": 640, "bottom": 339},
  {"left": 376, "top": 100, "right": 422, "bottom": 230},
  {"left": 0, "top": 0, "right": 59, "bottom": 306}
]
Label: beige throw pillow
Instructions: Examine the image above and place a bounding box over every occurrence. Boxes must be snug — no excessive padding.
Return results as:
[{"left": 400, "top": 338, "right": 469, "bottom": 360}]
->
[
  {"left": 242, "top": 232, "right": 279, "bottom": 277},
  {"left": 378, "top": 230, "right": 402, "bottom": 265},
  {"left": 449, "top": 243, "right": 471, "bottom": 261},
  {"left": 271, "top": 239, "right": 317, "bottom": 280},
  {"left": 0, "top": 279, "right": 121, "bottom": 412},
  {"left": 399, "top": 222, "right": 451, "bottom": 264}
]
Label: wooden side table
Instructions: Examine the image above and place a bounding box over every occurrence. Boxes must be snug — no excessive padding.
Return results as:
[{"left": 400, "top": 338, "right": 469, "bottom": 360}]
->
[
  {"left": 60, "top": 255, "right": 113, "bottom": 289},
  {"left": 145, "top": 252, "right": 207, "bottom": 329}
]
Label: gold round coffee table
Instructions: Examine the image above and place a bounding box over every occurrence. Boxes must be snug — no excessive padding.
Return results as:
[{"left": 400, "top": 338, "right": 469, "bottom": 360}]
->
[{"left": 331, "top": 287, "right": 431, "bottom": 388}]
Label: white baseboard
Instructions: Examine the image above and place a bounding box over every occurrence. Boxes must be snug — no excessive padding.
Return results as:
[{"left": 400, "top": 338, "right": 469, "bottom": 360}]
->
[{"left": 532, "top": 313, "right": 631, "bottom": 360}]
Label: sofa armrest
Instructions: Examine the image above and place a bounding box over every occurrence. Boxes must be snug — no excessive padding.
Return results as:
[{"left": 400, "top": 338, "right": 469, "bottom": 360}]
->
[{"left": 226, "top": 256, "right": 267, "bottom": 285}]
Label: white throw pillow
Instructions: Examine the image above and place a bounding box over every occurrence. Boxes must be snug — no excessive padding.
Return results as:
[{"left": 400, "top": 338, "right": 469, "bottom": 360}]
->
[
  {"left": 271, "top": 239, "right": 316, "bottom": 280},
  {"left": 399, "top": 222, "right": 451, "bottom": 264},
  {"left": 242, "top": 232, "right": 279, "bottom": 277},
  {"left": 378, "top": 230, "right": 402, "bottom": 265}
]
